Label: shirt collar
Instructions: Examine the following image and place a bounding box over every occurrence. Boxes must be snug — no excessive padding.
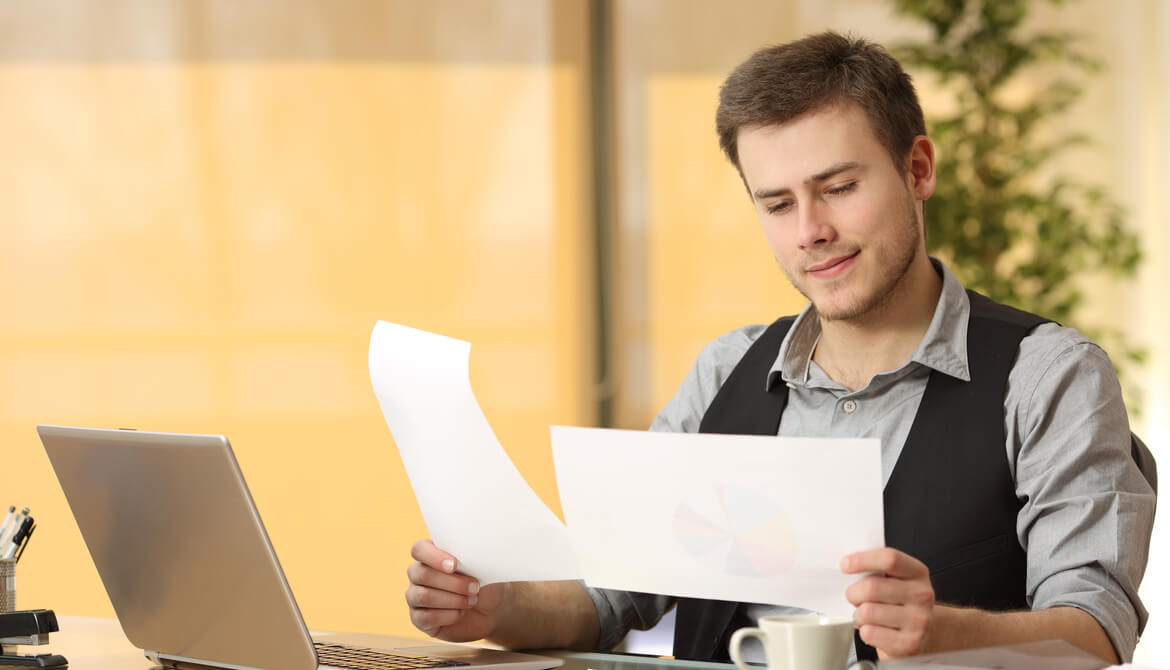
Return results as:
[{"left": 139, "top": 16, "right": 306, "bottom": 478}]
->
[{"left": 766, "top": 258, "right": 971, "bottom": 390}]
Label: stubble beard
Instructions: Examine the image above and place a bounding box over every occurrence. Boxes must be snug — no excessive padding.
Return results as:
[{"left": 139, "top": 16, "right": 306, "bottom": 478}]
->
[{"left": 782, "top": 193, "right": 922, "bottom": 323}]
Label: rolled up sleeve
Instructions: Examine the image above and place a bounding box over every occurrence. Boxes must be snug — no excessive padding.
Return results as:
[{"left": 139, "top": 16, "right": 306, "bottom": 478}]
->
[
  {"left": 1009, "top": 326, "right": 1155, "bottom": 661},
  {"left": 585, "top": 587, "right": 676, "bottom": 651}
]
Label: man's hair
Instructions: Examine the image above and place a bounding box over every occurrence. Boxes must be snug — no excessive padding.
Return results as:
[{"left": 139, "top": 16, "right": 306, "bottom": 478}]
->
[{"left": 716, "top": 31, "right": 926, "bottom": 175}]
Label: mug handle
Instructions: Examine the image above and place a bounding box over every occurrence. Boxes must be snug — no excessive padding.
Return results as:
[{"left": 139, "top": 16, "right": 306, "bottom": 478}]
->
[{"left": 728, "top": 626, "right": 764, "bottom": 670}]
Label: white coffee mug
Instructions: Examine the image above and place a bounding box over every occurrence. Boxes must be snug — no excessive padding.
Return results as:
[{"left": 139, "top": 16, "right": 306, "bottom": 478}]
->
[{"left": 728, "top": 614, "right": 854, "bottom": 670}]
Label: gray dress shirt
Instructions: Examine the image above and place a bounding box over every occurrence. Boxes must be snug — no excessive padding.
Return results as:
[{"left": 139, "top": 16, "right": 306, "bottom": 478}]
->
[{"left": 585, "top": 260, "right": 1154, "bottom": 662}]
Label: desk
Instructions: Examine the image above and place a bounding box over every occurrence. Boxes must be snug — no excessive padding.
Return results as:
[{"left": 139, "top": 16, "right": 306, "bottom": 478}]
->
[
  {"left": 38, "top": 617, "right": 732, "bottom": 670},
  {"left": 29, "top": 617, "right": 142, "bottom": 669},
  {"left": 33, "top": 620, "right": 1133, "bottom": 670},
  {"left": 553, "top": 652, "right": 730, "bottom": 670}
]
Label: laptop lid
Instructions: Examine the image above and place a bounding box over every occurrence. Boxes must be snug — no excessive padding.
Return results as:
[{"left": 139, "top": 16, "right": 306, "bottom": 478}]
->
[{"left": 39, "top": 425, "right": 319, "bottom": 670}]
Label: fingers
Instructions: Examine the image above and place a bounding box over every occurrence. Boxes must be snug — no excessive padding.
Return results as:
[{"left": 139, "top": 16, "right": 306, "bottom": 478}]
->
[
  {"left": 407, "top": 539, "right": 480, "bottom": 599},
  {"left": 407, "top": 561, "right": 481, "bottom": 598},
  {"left": 841, "top": 547, "right": 929, "bottom": 579},
  {"left": 406, "top": 539, "right": 483, "bottom": 639},
  {"left": 842, "top": 548, "right": 934, "bottom": 658},
  {"left": 851, "top": 592, "right": 933, "bottom": 658},
  {"left": 856, "top": 616, "right": 929, "bottom": 659},
  {"left": 853, "top": 601, "right": 930, "bottom": 637},
  {"left": 411, "top": 538, "right": 459, "bottom": 574},
  {"left": 405, "top": 582, "right": 478, "bottom": 610},
  {"left": 409, "top": 604, "right": 465, "bottom": 637},
  {"left": 845, "top": 573, "right": 933, "bottom": 609}
]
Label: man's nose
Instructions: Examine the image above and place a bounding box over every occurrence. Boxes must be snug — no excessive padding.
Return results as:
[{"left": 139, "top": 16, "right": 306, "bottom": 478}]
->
[{"left": 796, "top": 200, "right": 837, "bottom": 249}]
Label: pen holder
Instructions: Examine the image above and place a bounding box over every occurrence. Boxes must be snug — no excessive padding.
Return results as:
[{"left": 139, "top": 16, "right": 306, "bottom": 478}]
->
[
  {"left": 0, "top": 560, "right": 12, "bottom": 655},
  {"left": 0, "top": 559, "right": 14, "bottom": 614}
]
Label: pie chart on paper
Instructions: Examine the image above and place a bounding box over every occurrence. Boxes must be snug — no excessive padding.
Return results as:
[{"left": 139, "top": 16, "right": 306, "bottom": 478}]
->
[{"left": 672, "top": 483, "right": 797, "bottom": 576}]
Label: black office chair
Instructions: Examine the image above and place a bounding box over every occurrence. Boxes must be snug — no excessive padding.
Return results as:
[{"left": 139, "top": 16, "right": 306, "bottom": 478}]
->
[{"left": 1132, "top": 433, "right": 1158, "bottom": 494}]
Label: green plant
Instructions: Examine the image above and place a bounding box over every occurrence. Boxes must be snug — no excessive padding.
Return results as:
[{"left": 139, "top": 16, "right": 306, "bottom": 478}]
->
[{"left": 891, "top": 0, "right": 1145, "bottom": 408}]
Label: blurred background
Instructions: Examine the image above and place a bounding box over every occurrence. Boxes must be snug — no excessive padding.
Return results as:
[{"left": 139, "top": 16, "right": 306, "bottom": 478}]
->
[{"left": 0, "top": 0, "right": 1166, "bottom": 664}]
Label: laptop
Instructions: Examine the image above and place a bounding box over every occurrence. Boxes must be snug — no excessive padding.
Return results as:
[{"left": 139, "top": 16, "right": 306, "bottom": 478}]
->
[{"left": 37, "top": 425, "right": 563, "bottom": 670}]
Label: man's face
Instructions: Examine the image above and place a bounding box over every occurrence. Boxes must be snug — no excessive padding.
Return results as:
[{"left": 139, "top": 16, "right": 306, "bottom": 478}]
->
[{"left": 737, "top": 104, "right": 929, "bottom": 322}]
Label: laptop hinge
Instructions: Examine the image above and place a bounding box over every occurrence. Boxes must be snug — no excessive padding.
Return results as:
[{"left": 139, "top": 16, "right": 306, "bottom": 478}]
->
[{"left": 145, "top": 650, "right": 272, "bottom": 670}]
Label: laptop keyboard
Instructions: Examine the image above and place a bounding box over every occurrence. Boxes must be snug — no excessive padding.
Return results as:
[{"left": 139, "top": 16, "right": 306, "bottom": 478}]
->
[{"left": 314, "top": 643, "right": 471, "bottom": 670}]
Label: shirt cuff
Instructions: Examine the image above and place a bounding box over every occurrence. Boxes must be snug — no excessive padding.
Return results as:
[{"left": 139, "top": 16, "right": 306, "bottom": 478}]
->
[
  {"left": 584, "top": 584, "right": 675, "bottom": 651},
  {"left": 1031, "top": 568, "right": 1143, "bottom": 662}
]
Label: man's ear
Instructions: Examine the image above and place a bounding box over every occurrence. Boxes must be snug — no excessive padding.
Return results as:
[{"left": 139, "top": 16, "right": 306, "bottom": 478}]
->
[{"left": 905, "top": 135, "right": 936, "bottom": 201}]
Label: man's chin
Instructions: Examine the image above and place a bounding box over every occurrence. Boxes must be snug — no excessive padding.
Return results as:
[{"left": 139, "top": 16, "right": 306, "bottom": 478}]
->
[
  {"left": 811, "top": 293, "right": 871, "bottom": 322},
  {"left": 791, "top": 278, "right": 871, "bottom": 322},
  {"left": 814, "top": 305, "right": 856, "bottom": 322}
]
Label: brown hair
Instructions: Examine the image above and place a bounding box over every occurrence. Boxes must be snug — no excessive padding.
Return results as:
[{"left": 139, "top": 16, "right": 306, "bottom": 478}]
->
[{"left": 716, "top": 31, "right": 925, "bottom": 175}]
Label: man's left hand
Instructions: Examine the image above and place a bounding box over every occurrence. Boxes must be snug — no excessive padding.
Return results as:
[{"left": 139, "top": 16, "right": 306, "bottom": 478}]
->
[{"left": 841, "top": 547, "right": 935, "bottom": 659}]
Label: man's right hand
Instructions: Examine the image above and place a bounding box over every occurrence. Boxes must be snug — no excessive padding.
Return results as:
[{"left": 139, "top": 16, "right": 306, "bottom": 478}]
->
[{"left": 405, "top": 539, "right": 506, "bottom": 642}]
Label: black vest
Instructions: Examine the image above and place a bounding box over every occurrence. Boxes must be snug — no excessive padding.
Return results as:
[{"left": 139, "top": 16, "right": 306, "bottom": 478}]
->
[{"left": 672, "top": 291, "right": 1045, "bottom": 662}]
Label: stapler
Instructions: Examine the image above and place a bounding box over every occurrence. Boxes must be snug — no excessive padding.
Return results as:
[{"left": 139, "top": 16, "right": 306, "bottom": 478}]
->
[{"left": 0, "top": 610, "right": 67, "bottom": 668}]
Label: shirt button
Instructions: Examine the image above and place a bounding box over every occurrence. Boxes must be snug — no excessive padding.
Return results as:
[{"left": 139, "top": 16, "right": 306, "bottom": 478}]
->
[{"left": 842, "top": 399, "right": 857, "bottom": 414}]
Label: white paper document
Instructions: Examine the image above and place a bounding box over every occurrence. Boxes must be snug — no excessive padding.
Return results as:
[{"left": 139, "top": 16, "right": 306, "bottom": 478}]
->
[
  {"left": 551, "top": 426, "right": 884, "bottom": 617},
  {"left": 878, "top": 639, "right": 1112, "bottom": 670},
  {"left": 368, "top": 321, "right": 582, "bottom": 584}
]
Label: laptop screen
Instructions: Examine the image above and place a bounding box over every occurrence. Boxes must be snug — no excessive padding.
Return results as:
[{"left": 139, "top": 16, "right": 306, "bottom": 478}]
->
[{"left": 39, "top": 425, "right": 318, "bottom": 670}]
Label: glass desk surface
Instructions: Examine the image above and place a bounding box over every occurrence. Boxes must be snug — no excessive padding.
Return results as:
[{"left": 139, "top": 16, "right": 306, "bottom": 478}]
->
[{"left": 553, "top": 651, "right": 734, "bottom": 670}]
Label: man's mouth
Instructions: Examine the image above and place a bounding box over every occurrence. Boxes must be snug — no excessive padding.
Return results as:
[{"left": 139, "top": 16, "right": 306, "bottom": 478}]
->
[{"left": 806, "top": 251, "right": 859, "bottom": 278}]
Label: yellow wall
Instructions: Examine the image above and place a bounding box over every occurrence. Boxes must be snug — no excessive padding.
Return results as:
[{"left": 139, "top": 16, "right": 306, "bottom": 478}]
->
[{"left": 0, "top": 0, "right": 593, "bottom": 637}]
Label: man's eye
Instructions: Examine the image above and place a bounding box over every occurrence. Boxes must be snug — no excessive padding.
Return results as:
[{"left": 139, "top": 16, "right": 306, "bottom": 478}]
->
[
  {"left": 827, "top": 182, "right": 856, "bottom": 196},
  {"left": 767, "top": 201, "right": 792, "bottom": 215}
]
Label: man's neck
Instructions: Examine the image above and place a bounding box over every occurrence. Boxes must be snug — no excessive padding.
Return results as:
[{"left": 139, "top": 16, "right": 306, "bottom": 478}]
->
[{"left": 812, "top": 256, "right": 943, "bottom": 392}]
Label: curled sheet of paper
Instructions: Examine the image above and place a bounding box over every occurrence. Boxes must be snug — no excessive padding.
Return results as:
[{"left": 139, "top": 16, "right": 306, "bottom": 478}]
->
[
  {"left": 369, "top": 321, "right": 582, "bottom": 584},
  {"left": 880, "top": 639, "right": 1112, "bottom": 670},
  {"left": 551, "top": 426, "right": 883, "bottom": 617}
]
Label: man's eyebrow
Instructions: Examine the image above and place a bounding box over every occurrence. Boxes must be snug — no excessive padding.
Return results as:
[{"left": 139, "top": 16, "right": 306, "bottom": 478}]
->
[
  {"left": 752, "top": 185, "right": 792, "bottom": 201},
  {"left": 751, "top": 161, "right": 863, "bottom": 201},
  {"left": 807, "top": 161, "right": 862, "bottom": 184}
]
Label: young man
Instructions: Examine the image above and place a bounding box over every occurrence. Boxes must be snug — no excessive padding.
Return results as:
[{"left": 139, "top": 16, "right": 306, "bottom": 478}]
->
[{"left": 404, "top": 32, "right": 1154, "bottom": 664}]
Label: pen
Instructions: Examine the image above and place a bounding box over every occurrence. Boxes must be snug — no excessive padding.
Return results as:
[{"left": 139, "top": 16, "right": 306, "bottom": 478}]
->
[
  {"left": 0, "top": 507, "right": 14, "bottom": 545},
  {"left": 0, "top": 506, "right": 12, "bottom": 530},
  {"left": 0, "top": 507, "right": 26, "bottom": 548},
  {"left": 13, "top": 523, "right": 34, "bottom": 562},
  {"left": 1, "top": 516, "right": 33, "bottom": 561}
]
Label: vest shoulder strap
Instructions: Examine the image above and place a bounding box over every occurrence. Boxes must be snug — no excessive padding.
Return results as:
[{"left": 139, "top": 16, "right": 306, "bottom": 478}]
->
[{"left": 696, "top": 316, "right": 795, "bottom": 436}]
